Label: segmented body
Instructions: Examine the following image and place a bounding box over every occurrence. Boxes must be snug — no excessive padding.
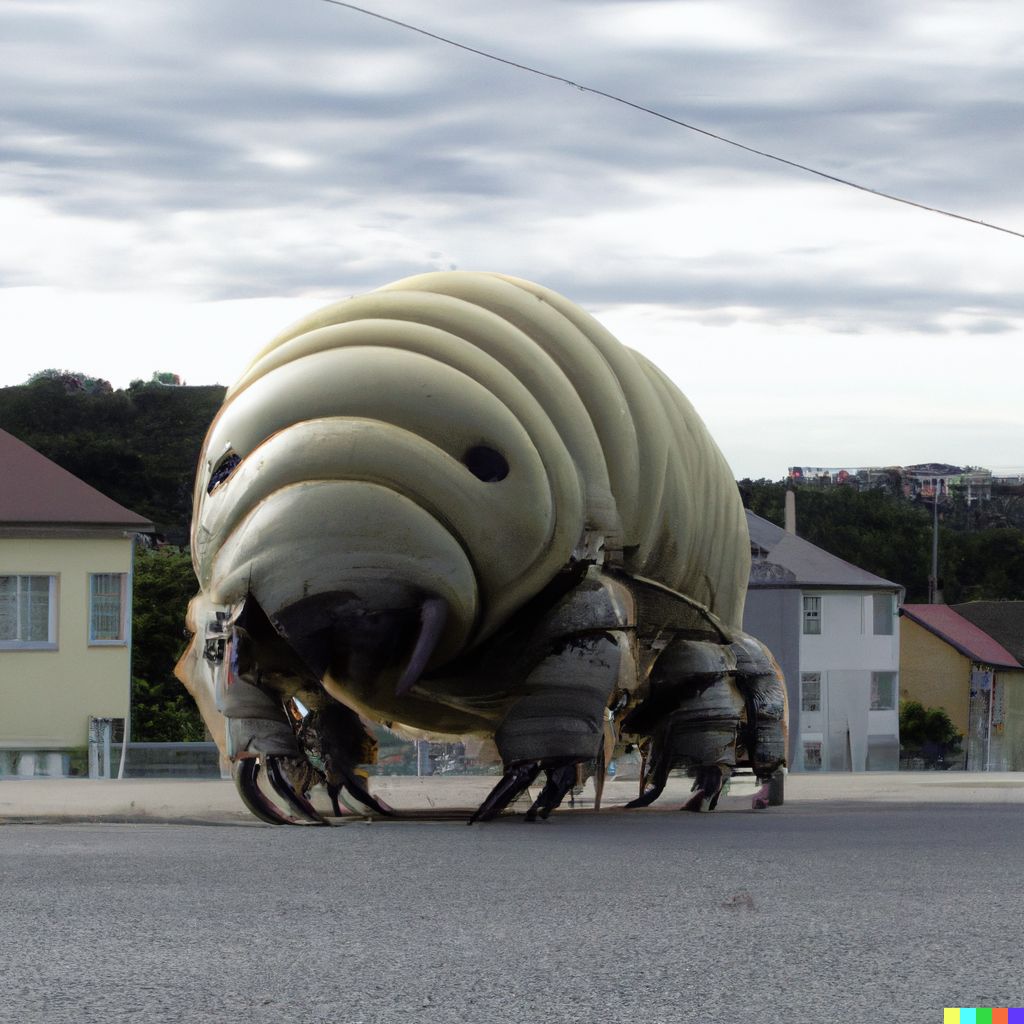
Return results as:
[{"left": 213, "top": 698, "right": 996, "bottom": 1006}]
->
[{"left": 176, "top": 272, "right": 787, "bottom": 822}]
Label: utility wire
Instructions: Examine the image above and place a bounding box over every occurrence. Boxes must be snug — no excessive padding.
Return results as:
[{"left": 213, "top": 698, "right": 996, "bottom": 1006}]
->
[{"left": 320, "top": 0, "right": 1023, "bottom": 241}]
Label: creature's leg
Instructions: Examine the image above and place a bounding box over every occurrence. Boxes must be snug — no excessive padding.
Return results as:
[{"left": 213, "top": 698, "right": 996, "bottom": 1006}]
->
[
  {"left": 730, "top": 633, "right": 789, "bottom": 811},
  {"left": 525, "top": 761, "right": 580, "bottom": 821},
  {"left": 665, "top": 681, "right": 744, "bottom": 814},
  {"left": 296, "top": 703, "right": 393, "bottom": 817},
  {"left": 221, "top": 657, "right": 329, "bottom": 825},
  {"left": 473, "top": 630, "right": 630, "bottom": 822},
  {"left": 682, "top": 763, "right": 732, "bottom": 812},
  {"left": 625, "top": 735, "right": 672, "bottom": 808},
  {"left": 622, "top": 638, "right": 745, "bottom": 812},
  {"left": 468, "top": 762, "right": 543, "bottom": 823},
  {"left": 212, "top": 595, "right": 397, "bottom": 824}
]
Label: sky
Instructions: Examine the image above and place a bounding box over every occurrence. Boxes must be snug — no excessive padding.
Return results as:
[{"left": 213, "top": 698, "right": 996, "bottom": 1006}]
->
[{"left": 2, "top": 0, "right": 1023, "bottom": 481}]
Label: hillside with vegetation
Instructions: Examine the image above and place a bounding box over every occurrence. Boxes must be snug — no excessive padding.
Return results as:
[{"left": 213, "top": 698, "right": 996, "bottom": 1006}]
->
[
  {"left": 740, "top": 479, "right": 1024, "bottom": 604},
  {"left": 2, "top": 372, "right": 1021, "bottom": 739},
  {"left": 0, "top": 371, "right": 224, "bottom": 543}
]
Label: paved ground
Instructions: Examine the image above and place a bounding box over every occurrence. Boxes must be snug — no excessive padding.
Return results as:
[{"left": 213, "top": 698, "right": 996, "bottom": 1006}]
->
[
  {"left": 4, "top": 770, "right": 1024, "bottom": 824},
  {"left": 2, "top": 773, "right": 1023, "bottom": 1023}
]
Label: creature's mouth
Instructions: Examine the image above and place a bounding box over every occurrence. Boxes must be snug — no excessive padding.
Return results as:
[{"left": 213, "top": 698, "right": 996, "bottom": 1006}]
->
[
  {"left": 205, "top": 478, "right": 479, "bottom": 682},
  {"left": 268, "top": 590, "right": 449, "bottom": 696}
]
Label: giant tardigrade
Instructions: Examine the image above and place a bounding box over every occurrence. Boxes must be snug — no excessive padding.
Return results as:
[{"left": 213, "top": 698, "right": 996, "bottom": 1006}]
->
[{"left": 176, "top": 271, "right": 788, "bottom": 823}]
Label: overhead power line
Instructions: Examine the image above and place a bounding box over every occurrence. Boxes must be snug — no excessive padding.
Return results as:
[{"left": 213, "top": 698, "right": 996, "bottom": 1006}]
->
[{"left": 320, "top": 0, "right": 1023, "bottom": 241}]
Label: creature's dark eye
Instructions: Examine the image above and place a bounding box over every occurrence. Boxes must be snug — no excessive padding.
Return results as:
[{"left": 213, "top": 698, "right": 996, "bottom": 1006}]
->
[
  {"left": 463, "top": 445, "right": 509, "bottom": 482},
  {"left": 208, "top": 452, "right": 241, "bottom": 494}
]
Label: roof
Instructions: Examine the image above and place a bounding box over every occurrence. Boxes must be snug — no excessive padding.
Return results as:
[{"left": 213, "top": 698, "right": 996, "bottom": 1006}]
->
[
  {"left": 899, "top": 604, "right": 1022, "bottom": 669},
  {"left": 0, "top": 429, "right": 153, "bottom": 529},
  {"left": 745, "top": 511, "right": 901, "bottom": 591},
  {"left": 951, "top": 602, "right": 1024, "bottom": 666}
]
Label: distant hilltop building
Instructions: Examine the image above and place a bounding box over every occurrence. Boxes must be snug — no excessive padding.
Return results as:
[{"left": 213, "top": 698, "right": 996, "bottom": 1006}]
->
[
  {"left": 787, "top": 464, "right": 1007, "bottom": 506},
  {"left": 151, "top": 371, "right": 183, "bottom": 386}
]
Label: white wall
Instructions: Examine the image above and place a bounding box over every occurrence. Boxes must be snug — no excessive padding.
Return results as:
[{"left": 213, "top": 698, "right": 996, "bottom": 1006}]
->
[{"left": 797, "top": 591, "right": 900, "bottom": 771}]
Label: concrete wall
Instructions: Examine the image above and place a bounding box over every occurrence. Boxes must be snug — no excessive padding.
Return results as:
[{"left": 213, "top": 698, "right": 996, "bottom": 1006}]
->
[{"left": 0, "top": 536, "right": 133, "bottom": 750}]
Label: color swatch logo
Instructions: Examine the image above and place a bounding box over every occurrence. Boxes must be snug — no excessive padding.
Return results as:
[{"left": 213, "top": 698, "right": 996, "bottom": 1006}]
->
[{"left": 944, "top": 1010, "right": 1024, "bottom": 1023}]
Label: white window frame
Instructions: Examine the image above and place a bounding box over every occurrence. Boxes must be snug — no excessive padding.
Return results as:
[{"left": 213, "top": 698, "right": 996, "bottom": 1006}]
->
[
  {"left": 802, "top": 595, "right": 822, "bottom": 635},
  {"left": 88, "top": 573, "right": 128, "bottom": 645},
  {"left": 802, "top": 740, "right": 823, "bottom": 771},
  {"left": 870, "top": 671, "right": 897, "bottom": 711},
  {"left": 0, "top": 574, "right": 58, "bottom": 650},
  {"left": 872, "top": 593, "right": 895, "bottom": 636},
  {"left": 800, "top": 672, "right": 822, "bottom": 713}
]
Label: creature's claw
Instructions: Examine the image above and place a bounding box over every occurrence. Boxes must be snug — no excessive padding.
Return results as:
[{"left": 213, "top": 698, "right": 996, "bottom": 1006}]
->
[
  {"left": 625, "top": 747, "right": 670, "bottom": 809},
  {"left": 469, "top": 761, "right": 542, "bottom": 824},
  {"left": 525, "top": 762, "right": 579, "bottom": 821},
  {"left": 326, "top": 783, "right": 351, "bottom": 817},
  {"left": 335, "top": 769, "right": 395, "bottom": 817},
  {"left": 233, "top": 758, "right": 312, "bottom": 825},
  {"left": 625, "top": 778, "right": 667, "bottom": 809},
  {"left": 681, "top": 765, "right": 729, "bottom": 813},
  {"left": 265, "top": 756, "right": 330, "bottom": 825},
  {"left": 751, "top": 781, "right": 771, "bottom": 810}
]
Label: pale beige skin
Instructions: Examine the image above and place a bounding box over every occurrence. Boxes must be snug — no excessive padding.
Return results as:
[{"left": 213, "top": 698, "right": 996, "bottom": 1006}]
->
[{"left": 175, "top": 272, "right": 781, "bottom": 805}]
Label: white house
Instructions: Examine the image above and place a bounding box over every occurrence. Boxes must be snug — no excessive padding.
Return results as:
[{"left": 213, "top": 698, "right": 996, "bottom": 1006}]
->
[{"left": 742, "top": 510, "right": 903, "bottom": 772}]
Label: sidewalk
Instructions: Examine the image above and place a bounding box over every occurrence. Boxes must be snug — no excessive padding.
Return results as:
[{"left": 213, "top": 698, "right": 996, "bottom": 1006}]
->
[{"left": 2, "top": 771, "right": 1024, "bottom": 825}]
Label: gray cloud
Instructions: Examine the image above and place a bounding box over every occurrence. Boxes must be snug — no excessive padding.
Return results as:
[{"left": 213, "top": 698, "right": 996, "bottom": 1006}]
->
[{"left": 2, "top": 0, "right": 1023, "bottom": 328}]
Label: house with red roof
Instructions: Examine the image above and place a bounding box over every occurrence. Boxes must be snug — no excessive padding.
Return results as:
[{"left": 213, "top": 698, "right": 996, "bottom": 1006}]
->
[
  {"left": 899, "top": 602, "right": 1024, "bottom": 770},
  {"left": 1, "top": 429, "right": 153, "bottom": 776}
]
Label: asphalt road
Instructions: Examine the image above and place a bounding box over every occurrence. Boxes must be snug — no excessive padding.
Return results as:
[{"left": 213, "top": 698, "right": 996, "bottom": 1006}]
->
[{"left": 2, "top": 801, "right": 1022, "bottom": 1024}]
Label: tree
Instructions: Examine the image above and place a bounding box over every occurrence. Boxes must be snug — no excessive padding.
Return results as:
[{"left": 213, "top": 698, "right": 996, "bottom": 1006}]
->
[
  {"left": 739, "top": 479, "right": 1024, "bottom": 601},
  {"left": 26, "top": 368, "right": 112, "bottom": 394},
  {"left": 899, "top": 700, "right": 962, "bottom": 767},
  {"left": 130, "top": 547, "right": 205, "bottom": 741}
]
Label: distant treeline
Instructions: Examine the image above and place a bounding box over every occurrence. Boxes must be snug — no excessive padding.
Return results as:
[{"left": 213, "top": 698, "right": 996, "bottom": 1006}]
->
[
  {"left": 0, "top": 373, "right": 225, "bottom": 544},
  {"left": 740, "top": 479, "right": 1024, "bottom": 604}
]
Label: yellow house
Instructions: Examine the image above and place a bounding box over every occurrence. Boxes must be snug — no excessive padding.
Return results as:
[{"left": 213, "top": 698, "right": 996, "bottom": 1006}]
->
[
  {"left": 899, "top": 603, "right": 1024, "bottom": 770},
  {"left": 0, "top": 429, "right": 153, "bottom": 775}
]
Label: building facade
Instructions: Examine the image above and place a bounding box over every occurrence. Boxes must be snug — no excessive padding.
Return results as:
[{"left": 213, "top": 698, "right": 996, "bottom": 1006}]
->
[
  {"left": 899, "top": 603, "right": 1024, "bottom": 771},
  {"left": 742, "top": 511, "right": 903, "bottom": 772},
  {"left": 789, "top": 464, "right": 993, "bottom": 505},
  {"left": 0, "top": 429, "right": 153, "bottom": 775}
]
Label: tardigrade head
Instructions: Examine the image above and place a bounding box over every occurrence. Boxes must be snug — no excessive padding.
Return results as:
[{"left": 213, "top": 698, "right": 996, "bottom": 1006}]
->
[{"left": 191, "top": 272, "right": 592, "bottom": 693}]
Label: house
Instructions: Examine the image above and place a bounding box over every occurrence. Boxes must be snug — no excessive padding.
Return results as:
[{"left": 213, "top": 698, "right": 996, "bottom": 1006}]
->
[
  {"left": 742, "top": 509, "right": 903, "bottom": 772},
  {"left": 0, "top": 429, "right": 153, "bottom": 775},
  {"left": 899, "top": 602, "right": 1024, "bottom": 770}
]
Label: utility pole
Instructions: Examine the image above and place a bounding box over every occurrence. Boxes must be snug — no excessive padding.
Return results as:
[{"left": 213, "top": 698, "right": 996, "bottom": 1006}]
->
[{"left": 928, "top": 478, "right": 941, "bottom": 604}]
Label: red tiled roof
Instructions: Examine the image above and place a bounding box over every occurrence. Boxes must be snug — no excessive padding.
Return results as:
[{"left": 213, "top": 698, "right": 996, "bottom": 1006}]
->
[
  {"left": 0, "top": 429, "right": 153, "bottom": 529},
  {"left": 899, "top": 604, "right": 1022, "bottom": 669},
  {"left": 952, "top": 602, "right": 1024, "bottom": 666}
]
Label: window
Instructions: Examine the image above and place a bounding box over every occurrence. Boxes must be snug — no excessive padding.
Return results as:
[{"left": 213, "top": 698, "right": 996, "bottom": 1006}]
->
[
  {"left": 802, "top": 741, "right": 822, "bottom": 771},
  {"left": 872, "top": 593, "right": 894, "bottom": 635},
  {"left": 801, "top": 672, "right": 822, "bottom": 712},
  {"left": 802, "top": 596, "right": 822, "bottom": 635},
  {"left": 871, "top": 672, "right": 897, "bottom": 710},
  {"left": 89, "top": 573, "right": 127, "bottom": 643},
  {"left": 0, "top": 575, "right": 57, "bottom": 648}
]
